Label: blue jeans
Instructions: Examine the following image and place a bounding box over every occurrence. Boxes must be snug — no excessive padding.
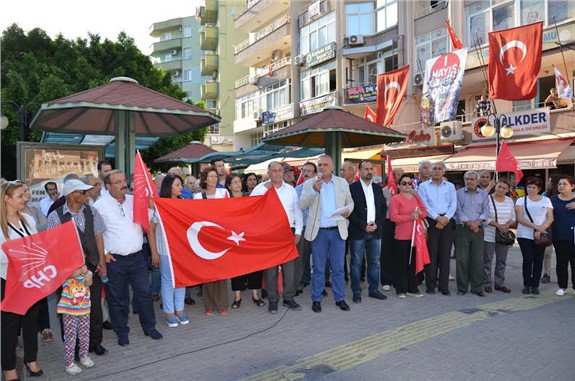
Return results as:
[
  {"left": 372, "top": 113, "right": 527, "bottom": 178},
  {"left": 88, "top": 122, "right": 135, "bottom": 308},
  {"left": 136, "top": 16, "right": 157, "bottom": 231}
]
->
[
  {"left": 350, "top": 234, "right": 381, "bottom": 295},
  {"left": 160, "top": 255, "right": 186, "bottom": 314},
  {"left": 311, "top": 228, "right": 346, "bottom": 302}
]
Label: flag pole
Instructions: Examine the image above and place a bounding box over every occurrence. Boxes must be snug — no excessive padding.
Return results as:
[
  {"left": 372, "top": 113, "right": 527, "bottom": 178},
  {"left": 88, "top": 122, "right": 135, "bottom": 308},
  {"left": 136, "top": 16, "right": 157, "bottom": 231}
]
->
[
  {"left": 409, "top": 218, "right": 416, "bottom": 266},
  {"left": 552, "top": 16, "right": 572, "bottom": 86}
]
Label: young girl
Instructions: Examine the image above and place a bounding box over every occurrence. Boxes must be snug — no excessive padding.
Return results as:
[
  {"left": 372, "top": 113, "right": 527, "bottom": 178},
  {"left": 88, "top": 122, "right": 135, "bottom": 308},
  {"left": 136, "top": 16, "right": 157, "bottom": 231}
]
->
[{"left": 57, "top": 265, "right": 94, "bottom": 375}]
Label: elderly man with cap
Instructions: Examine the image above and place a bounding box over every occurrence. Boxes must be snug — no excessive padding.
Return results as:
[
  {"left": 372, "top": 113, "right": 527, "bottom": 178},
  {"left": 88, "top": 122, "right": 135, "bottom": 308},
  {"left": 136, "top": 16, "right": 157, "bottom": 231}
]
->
[{"left": 47, "top": 180, "right": 108, "bottom": 356}]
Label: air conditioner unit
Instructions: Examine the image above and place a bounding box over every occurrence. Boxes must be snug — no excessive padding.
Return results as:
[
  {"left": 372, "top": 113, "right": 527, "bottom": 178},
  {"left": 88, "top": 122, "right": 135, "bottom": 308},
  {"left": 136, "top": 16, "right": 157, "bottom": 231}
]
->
[
  {"left": 171, "top": 49, "right": 178, "bottom": 55},
  {"left": 439, "top": 121, "right": 463, "bottom": 141},
  {"left": 413, "top": 73, "right": 424, "bottom": 86},
  {"left": 294, "top": 55, "right": 305, "bottom": 66},
  {"left": 349, "top": 35, "right": 364, "bottom": 46}
]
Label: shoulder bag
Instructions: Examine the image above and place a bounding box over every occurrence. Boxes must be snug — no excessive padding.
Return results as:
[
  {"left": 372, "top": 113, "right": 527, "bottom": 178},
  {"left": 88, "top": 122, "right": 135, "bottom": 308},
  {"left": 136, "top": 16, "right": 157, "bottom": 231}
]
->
[
  {"left": 490, "top": 195, "right": 516, "bottom": 246},
  {"left": 524, "top": 196, "right": 552, "bottom": 246}
]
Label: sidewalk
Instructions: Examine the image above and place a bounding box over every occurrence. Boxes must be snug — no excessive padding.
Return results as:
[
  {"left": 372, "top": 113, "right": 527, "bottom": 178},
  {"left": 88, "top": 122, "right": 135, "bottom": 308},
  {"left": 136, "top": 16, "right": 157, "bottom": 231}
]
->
[{"left": 24, "top": 246, "right": 575, "bottom": 380}]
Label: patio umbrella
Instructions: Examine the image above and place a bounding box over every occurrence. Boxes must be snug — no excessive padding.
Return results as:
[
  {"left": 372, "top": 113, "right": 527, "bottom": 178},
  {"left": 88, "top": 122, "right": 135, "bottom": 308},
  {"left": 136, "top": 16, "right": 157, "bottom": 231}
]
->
[
  {"left": 29, "top": 77, "right": 220, "bottom": 177},
  {"left": 155, "top": 141, "right": 218, "bottom": 175},
  {"left": 262, "top": 106, "right": 406, "bottom": 171}
]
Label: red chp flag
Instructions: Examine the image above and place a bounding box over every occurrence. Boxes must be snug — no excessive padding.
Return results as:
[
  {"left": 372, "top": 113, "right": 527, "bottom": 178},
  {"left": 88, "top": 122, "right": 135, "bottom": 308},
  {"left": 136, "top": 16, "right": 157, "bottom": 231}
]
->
[
  {"left": 386, "top": 157, "right": 396, "bottom": 195},
  {"left": 376, "top": 65, "right": 409, "bottom": 126},
  {"left": 133, "top": 151, "right": 158, "bottom": 234},
  {"left": 445, "top": 20, "right": 463, "bottom": 50},
  {"left": 414, "top": 218, "right": 431, "bottom": 275},
  {"left": 154, "top": 187, "right": 299, "bottom": 287},
  {"left": 488, "top": 22, "right": 542, "bottom": 100},
  {"left": 1, "top": 221, "right": 85, "bottom": 314},
  {"left": 364, "top": 104, "right": 377, "bottom": 123},
  {"left": 496, "top": 141, "right": 524, "bottom": 184}
]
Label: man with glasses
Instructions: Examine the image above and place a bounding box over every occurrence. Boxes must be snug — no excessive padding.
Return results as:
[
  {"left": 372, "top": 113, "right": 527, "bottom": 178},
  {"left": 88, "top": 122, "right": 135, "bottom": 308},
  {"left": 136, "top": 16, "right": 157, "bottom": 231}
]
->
[
  {"left": 47, "top": 180, "right": 108, "bottom": 356},
  {"left": 94, "top": 170, "right": 163, "bottom": 346},
  {"left": 80, "top": 175, "right": 102, "bottom": 205},
  {"left": 417, "top": 162, "right": 457, "bottom": 296}
]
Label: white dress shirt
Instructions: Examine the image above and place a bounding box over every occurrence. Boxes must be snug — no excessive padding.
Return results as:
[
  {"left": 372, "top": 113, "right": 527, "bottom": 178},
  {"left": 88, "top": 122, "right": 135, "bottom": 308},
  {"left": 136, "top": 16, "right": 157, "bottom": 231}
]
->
[
  {"left": 251, "top": 181, "right": 303, "bottom": 235},
  {"left": 39, "top": 196, "right": 55, "bottom": 217},
  {"left": 360, "top": 179, "right": 376, "bottom": 224}
]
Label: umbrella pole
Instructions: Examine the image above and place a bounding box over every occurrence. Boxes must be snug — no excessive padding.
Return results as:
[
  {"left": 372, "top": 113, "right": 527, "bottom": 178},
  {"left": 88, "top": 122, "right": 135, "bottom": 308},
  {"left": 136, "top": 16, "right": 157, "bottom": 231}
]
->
[
  {"left": 327, "top": 132, "right": 342, "bottom": 175},
  {"left": 114, "top": 110, "right": 136, "bottom": 180}
]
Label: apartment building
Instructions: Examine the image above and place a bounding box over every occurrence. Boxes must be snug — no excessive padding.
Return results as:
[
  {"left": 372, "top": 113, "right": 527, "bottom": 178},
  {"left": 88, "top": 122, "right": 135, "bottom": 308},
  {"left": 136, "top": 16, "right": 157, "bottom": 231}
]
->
[{"left": 233, "top": 0, "right": 574, "bottom": 178}]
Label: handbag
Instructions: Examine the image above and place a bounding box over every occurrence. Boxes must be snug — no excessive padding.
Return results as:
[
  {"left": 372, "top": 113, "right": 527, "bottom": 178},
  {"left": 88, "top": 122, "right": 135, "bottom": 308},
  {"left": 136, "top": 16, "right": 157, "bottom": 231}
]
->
[
  {"left": 523, "top": 196, "right": 553, "bottom": 247},
  {"left": 490, "top": 196, "right": 516, "bottom": 246}
]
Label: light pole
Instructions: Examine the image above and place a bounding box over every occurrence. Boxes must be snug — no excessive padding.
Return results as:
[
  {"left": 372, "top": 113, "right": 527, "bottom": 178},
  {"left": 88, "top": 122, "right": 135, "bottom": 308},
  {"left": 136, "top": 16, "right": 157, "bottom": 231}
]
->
[
  {"left": 0, "top": 101, "right": 40, "bottom": 141},
  {"left": 480, "top": 113, "right": 514, "bottom": 180}
]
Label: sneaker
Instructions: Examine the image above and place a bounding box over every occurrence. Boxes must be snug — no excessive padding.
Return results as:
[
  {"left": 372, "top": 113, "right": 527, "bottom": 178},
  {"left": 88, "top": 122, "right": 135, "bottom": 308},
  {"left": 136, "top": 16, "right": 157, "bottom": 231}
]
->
[
  {"left": 41, "top": 329, "right": 54, "bottom": 342},
  {"left": 541, "top": 274, "right": 551, "bottom": 284},
  {"left": 398, "top": 293, "right": 407, "bottom": 299},
  {"left": 80, "top": 356, "right": 94, "bottom": 368},
  {"left": 66, "top": 363, "right": 83, "bottom": 375},
  {"left": 166, "top": 316, "right": 179, "bottom": 328},
  {"left": 556, "top": 288, "right": 565, "bottom": 296},
  {"left": 382, "top": 284, "right": 391, "bottom": 292},
  {"left": 176, "top": 314, "right": 190, "bottom": 325}
]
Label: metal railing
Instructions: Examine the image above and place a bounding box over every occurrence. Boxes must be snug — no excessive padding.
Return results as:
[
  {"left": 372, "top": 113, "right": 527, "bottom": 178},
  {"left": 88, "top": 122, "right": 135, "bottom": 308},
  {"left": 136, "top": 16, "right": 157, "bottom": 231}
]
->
[
  {"left": 233, "top": 14, "right": 291, "bottom": 54},
  {"left": 234, "top": 0, "right": 262, "bottom": 20},
  {"left": 234, "top": 56, "right": 291, "bottom": 88}
]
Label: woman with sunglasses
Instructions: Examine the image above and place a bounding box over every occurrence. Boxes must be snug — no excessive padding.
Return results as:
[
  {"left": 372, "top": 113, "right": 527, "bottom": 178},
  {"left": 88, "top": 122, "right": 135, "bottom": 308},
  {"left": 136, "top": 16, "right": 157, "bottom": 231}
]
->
[
  {"left": 389, "top": 175, "right": 428, "bottom": 299},
  {"left": 1, "top": 180, "right": 44, "bottom": 380}
]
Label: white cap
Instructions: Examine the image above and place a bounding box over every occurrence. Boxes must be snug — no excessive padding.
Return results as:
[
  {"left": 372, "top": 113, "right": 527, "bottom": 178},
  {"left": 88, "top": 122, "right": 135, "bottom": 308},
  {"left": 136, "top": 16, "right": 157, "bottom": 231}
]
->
[{"left": 63, "top": 180, "right": 93, "bottom": 196}]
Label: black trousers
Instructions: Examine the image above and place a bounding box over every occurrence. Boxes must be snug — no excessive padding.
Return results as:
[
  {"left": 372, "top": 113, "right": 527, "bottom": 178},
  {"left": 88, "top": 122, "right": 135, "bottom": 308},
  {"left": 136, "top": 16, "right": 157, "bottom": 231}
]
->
[
  {"left": 381, "top": 219, "right": 396, "bottom": 286},
  {"left": 393, "top": 240, "right": 418, "bottom": 294},
  {"left": 425, "top": 219, "right": 454, "bottom": 292},
  {"left": 1, "top": 278, "right": 41, "bottom": 370},
  {"left": 553, "top": 240, "right": 575, "bottom": 289},
  {"left": 87, "top": 262, "right": 103, "bottom": 350},
  {"left": 37, "top": 297, "right": 51, "bottom": 332}
]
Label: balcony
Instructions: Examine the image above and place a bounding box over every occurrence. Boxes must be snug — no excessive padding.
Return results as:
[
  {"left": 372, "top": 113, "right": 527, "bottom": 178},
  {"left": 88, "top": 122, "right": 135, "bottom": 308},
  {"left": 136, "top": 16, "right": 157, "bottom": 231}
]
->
[
  {"left": 149, "top": 18, "right": 183, "bottom": 37},
  {"left": 234, "top": 0, "right": 290, "bottom": 33},
  {"left": 235, "top": 56, "right": 291, "bottom": 89},
  {"left": 151, "top": 38, "right": 182, "bottom": 57},
  {"left": 200, "top": 0, "right": 218, "bottom": 25},
  {"left": 201, "top": 55, "right": 218, "bottom": 76},
  {"left": 234, "top": 15, "right": 291, "bottom": 66},
  {"left": 156, "top": 60, "right": 182, "bottom": 73},
  {"left": 200, "top": 26, "right": 218, "bottom": 51},
  {"left": 201, "top": 81, "right": 219, "bottom": 100}
]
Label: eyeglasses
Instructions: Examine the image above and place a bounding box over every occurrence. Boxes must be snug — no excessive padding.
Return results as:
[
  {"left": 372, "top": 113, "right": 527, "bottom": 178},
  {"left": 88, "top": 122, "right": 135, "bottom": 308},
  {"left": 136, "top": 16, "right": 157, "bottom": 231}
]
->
[
  {"left": 109, "top": 179, "right": 127, "bottom": 186},
  {"left": 400, "top": 181, "right": 412, "bottom": 186},
  {"left": 118, "top": 204, "right": 125, "bottom": 217},
  {"left": 4, "top": 180, "right": 23, "bottom": 188}
]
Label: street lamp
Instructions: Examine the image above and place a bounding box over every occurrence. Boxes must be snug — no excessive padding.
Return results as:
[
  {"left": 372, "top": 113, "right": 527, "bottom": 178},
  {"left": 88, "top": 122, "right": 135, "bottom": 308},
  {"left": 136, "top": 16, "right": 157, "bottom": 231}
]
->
[
  {"left": 480, "top": 113, "right": 514, "bottom": 180},
  {"left": 0, "top": 101, "right": 40, "bottom": 141}
]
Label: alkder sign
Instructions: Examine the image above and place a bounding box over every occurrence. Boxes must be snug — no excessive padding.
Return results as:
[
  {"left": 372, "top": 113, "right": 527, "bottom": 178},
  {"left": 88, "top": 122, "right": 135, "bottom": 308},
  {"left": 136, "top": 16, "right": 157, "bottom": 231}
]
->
[{"left": 471, "top": 107, "right": 550, "bottom": 140}]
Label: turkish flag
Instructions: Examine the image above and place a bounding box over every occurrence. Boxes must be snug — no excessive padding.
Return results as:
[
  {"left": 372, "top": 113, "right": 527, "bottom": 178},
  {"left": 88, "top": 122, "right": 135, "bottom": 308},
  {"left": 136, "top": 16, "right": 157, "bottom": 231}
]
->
[
  {"left": 445, "top": 20, "right": 463, "bottom": 50},
  {"left": 154, "top": 187, "right": 299, "bottom": 287},
  {"left": 413, "top": 219, "right": 430, "bottom": 275},
  {"left": 386, "top": 157, "right": 396, "bottom": 196},
  {"left": 488, "top": 22, "right": 542, "bottom": 100},
  {"left": 133, "top": 151, "right": 157, "bottom": 234},
  {"left": 364, "top": 104, "right": 377, "bottom": 123},
  {"left": 496, "top": 141, "right": 524, "bottom": 184},
  {"left": 1, "top": 221, "right": 84, "bottom": 314},
  {"left": 376, "top": 65, "right": 409, "bottom": 126}
]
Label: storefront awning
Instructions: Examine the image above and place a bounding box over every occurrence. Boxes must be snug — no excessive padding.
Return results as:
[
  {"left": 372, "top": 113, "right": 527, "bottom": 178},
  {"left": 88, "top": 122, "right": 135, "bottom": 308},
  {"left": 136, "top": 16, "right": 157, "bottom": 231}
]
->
[
  {"left": 389, "top": 154, "right": 453, "bottom": 173},
  {"left": 443, "top": 139, "right": 574, "bottom": 171}
]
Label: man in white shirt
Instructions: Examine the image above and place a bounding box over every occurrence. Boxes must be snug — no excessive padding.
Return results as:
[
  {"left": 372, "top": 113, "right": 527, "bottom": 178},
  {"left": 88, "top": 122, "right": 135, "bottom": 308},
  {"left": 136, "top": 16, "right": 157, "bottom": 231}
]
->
[
  {"left": 94, "top": 170, "right": 162, "bottom": 346},
  {"left": 251, "top": 161, "right": 304, "bottom": 314},
  {"left": 39, "top": 181, "right": 59, "bottom": 217}
]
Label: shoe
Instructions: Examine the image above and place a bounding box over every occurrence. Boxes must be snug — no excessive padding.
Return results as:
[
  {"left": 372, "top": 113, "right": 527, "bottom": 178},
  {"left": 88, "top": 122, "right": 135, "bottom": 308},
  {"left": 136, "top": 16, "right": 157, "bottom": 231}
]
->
[
  {"left": 441, "top": 290, "right": 451, "bottom": 296},
  {"left": 457, "top": 291, "right": 467, "bottom": 296},
  {"left": 522, "top": 287, "right": 531, "bottom": 295},
  {"left": 184, "top": 297, "right": 196, "bottom": 305},
  {"left": 352, "top": 294, "right": 362, "bottom": 304},
  {"left": 336, "top": 300, "right": 350, "bottom": 311},
  {"left": 282, "top": 299, "right": 302, "bottom": 311},
  {"left": 80, "top": 356, "right": 94, "bottom": 368},
  {"left": 484, "top": 286, "right": 493, "bottom": 293},
  {"left": 556, "top": 288, "right": 565, "bottom": 296},
  {"left": 494, "top": 286, "right": 511, "bottom": 293},
  {"left": 218, "top": 308, "right": 228, "bottom": 315},
  {"left": 65, "top": 363, "right": 82, "bottom": 375},
  {"left": 426, "top": 289, "right": 435, "bottom": 295},
  {"left": 102, "top": 321, "right": 113, "bottom": 330},
  {"left": 176, "top": 314, "right": 189, "bottom": 325},
  {"left": 398, "top": 293, "right": 407, "bottom": 299},
  {"left": 166, "top": 316, "right": 179, "bottom": 328},
  {"left": 231, "top": 299, "right": 242, "bottom": 309},
  {"left": 449, "top": 274, "right": 455, "bottom": 281},
  {"left": 382, "top": 284, "right": 391, "bottom": 291},
  {"left": 118, "top": 335, "right": 129, "bottom": 346},
  {"left": 205, "top": 309, "right": 214, "bottom": 316},
  {"left": 325, "top": 281, "right": 332, "bottom": 288},
  {"left": 368, "top": 290, "right": 387, "bottom": 300},
  {"left": 89, "top": 344, "right": 108, "bottom": 356},
  {"left": 252, "top": 297, "right": 265, "bottom": 307},
  {"left": 41, "top": 329, "right": 54, "bottom": 342},
  {"left": 268, "top": 301, "right": 278, "bottom": 314},
  {"left": 541, "top": 274, "right": 551, "bottom": 284},
  {"left": 312, "top": 301, "right": 322, "bottom": 313},
  {"left": 322, "top": 290, "right": 328, "bottom": 297},
  {"left": 25, "top": 363, "right": 43, "bottom": 377},
  {"left": 145, "top": 329, "right": 163, "bottom": 340},
  {"left": 531, "top": 287, "right": 540, "bottom": 295},
  {"left": 407, "top": 291, "right": 424, "bottom": 298},
  {"left": 473, "top": 291, "right": 485, "bottom": 297}
]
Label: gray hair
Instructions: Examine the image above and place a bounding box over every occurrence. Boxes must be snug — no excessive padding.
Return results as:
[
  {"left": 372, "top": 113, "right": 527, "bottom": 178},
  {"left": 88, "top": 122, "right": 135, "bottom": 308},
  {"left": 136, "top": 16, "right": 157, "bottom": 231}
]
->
[
  {"left": 431, "top": 161, "right": 446, "bottom": 170},
  {"left": 80, "top": 174, "right": 97, "bottom": 184},
  {"left": 464, "top": 170, "right": 480, "bottom": 179},
  {"left": 418, "top": 160, "right": 432, "bottom": 170},
  {"left": 63, "top": 173, "right": 80, "bottom": 183}
]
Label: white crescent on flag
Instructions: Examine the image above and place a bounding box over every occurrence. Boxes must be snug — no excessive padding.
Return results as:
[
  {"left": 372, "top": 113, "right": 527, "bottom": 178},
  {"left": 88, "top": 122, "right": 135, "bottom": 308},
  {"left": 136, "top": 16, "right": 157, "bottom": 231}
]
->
[{"left": 499, "top": 40, "right": 527, "bottom": 75}]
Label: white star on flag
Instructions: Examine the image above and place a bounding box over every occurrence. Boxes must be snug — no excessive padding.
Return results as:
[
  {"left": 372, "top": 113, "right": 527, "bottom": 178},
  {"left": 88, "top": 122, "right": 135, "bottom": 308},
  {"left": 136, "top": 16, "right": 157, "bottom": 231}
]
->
[{"left": 227, "top": 231, "right": 246, "bottom": 245}]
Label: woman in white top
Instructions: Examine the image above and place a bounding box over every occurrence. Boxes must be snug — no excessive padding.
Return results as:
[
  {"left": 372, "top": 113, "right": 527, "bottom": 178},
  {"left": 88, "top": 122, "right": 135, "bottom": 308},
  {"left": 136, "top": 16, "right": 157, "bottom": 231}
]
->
[
  {"left": 1, "top": 180, "right": 43, "bottom": 380},
  {"left": 149, "top": 174, "right": 190, "bottom": 328},
  {"left": 483, "top": 180, "right": 516, "bottom": 293},
  {"left": 515, "top": 177, "right": 554, "bottom": 295},
  {"left": 193, "top": 167, "right": 229, "bottom": 315}
]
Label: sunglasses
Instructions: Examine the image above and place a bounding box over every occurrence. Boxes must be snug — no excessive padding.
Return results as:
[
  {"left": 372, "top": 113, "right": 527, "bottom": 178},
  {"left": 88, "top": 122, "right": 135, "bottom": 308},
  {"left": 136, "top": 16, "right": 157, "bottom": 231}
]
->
[{"left": 400, "top": 181, "right": 412, "bottom": 186}]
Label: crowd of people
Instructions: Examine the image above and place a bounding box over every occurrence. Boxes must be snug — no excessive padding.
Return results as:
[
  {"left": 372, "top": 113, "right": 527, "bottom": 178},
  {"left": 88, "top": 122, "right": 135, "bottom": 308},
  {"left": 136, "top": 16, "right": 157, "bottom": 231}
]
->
[{"left": 1, "top": 157, "right": 574, "bottom": 380}]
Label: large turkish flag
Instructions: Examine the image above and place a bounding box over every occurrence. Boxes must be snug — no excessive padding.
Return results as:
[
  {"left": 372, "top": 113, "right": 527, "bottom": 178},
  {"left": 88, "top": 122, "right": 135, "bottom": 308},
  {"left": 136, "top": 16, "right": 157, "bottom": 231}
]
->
[
  {"left": 154, "top": 187, "right": 299, "bottom": 287},
  {"left": 488, "top": 22, "right": 542, "bottom": 100},
  {"left": 376, "top": 65, "right": 409, "bottom": 126},
  {"left": 1, "top": 221, "right": 84, "bottom": 315}
]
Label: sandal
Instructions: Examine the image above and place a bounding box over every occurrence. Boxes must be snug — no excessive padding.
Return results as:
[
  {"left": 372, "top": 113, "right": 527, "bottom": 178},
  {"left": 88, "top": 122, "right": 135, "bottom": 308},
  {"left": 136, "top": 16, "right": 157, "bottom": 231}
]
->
[
  {"left": 231, "top": 299, "right": 241, "bottom": 309},
  {"left": 252, "top": 297, "right": 265, "bottom": 307},
  {"left": 219, "top": 308, "right": 228, "bottom": 315}
]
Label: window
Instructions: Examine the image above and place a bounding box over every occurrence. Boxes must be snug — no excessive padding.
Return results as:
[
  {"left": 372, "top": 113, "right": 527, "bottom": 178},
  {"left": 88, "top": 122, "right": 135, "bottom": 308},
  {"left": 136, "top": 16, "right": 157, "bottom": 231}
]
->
[
  {"left": 162, "top": 32, "right": 173, "bottom": 42},
  {"left": 183, "top": 69, "right": 193, "bottom": 81},
  {"left": 251, "top": 132, "right": 263, "bottom": 147},
  {"left": 183, "top": 26, "right": 193, "bottom": 37},
  {"left": 376, "top": 0, "right": 398, "bottom": 32},
  {"left": 300, "top": 12, "right": 336, "bottom": 56},
  {"left": 351, "top": 43, "right": 398, "bottom": 86},
  {"left": 415, "top": 27, "right": 448, "bottom": 73},
  {"left": 236, "top": 92, "right": 258, "bottom": 120},
  {"left": 262, "top": 80, "right": 290, "bottom": 112},
  {"left": 300, "top": 62, "right": 336, "bottom": 100},
  {"left": 547, "top": 0, "right": 575, "bottom": 24},
  {"left": 183, "top": 48, "right": 192, "bottom": 59},
  {"left": 208, "top": 124, "right": 220, "bottom": 135},
  {"left": 346, "top": 3, "right": 374, "bottom": 36}
]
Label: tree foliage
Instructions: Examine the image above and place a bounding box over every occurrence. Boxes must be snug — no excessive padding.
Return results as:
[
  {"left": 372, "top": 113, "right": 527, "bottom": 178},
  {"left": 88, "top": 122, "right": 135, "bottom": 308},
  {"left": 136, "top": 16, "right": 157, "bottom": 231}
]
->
[{"left": 1, "top": 24, "right": 207, "bottom": 178}]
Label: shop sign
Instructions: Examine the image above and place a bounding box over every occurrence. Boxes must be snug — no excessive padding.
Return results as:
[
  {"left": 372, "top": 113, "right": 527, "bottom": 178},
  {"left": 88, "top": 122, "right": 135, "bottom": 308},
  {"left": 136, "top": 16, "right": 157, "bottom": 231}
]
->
[
  {"left": 306, "top": 42, "right": 336, "bottom": 67},
  {"left": 471, "top": 107, "right": 550, "bottom": 140},
  {"left": 300, "top": 93, "right": 336, "bottom": 116},
  {"left": 346, "top": 84, "right": 377, "bottom": 104}
]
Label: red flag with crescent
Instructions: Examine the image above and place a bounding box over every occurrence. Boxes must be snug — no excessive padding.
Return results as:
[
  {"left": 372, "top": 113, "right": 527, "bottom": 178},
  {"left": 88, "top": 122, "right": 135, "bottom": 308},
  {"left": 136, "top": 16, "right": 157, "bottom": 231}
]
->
[
  {"left": 488, "top": 22, "right": 542, "bottom": 100},
  {"left": 1, "top": 221, "right": 84, "bottom": 314},
  {"left": 445, "top": 20, "right": 463, "bottom": 50},
  {"left": 376, "top": 65, "right": 409, "bottom": 126},
  {"left": 386, "top": 157, "right": 396, "bottom": 196},
  {"left": 414, "top": 218, "right": 430, "bottom": 275},
  {"left": 133, "top": 151, "right": 157, "bottom": 234},
  {"left": 364, "top": 104, "right": 377, "bottom": 123},
  {"left": 496, "top": 141, "right": 524, "bottom": 184},
  {"left": 154, "top": 187, "right": 298, "bottom": 287}
]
